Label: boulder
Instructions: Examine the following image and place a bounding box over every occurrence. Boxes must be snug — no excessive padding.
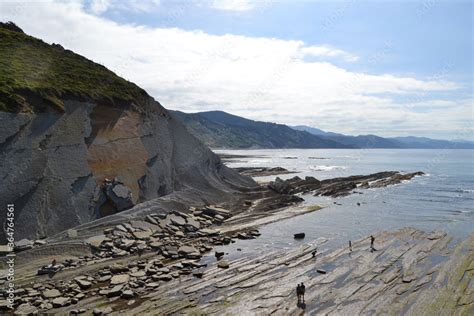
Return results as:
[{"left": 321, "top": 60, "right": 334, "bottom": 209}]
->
[
  {"left": 42, "top": 289, "right": 61, "bottom": 299},
  {"left": 110, "top": 264, "right": 129, "bottom": 274},
  {"left": 185, "top": 218, "right": 201, "bottom": 231},
  {"left": 294, "top": 233, "right": 305, "bottom": 239},
  {"left": 217, "top": 261, "right": 230, "bottom": 269},
  {"left": 104, "top": 180, "right": 134, "bottom": 211},
  {"left": 268, "top": 177, "right": 293, "bottom": 194},
  {"left": 118, "top": 239, "right": 136, "bottom": 250},
  {"left": 193, "top": 271, "right": 204, "bottom": 278},
  {"left": 132, "top": 231, "right": 152, "bottom": 240},
  {"left": 145, "top": 215, "right": 158, "bottom": 225},
  {"left": 14, "top": 239, "right": 34, "bottom": 251},
  {"left": 121, "top": 290, "right": 135, "bottom": 299},
  {"left": 75, "top": 278, "right": 92, "bottom": 290},
  {"left": 51, "top": 297, "right": 69, "bottom": 307},
  {"left": 199, "top": 228, "right": 220, "bottom": 236},
  {"left": 156, "top": 274, "right": 172, "bottom": 282},
  {"left": 98, "top": 275, "right": 111, "bottom": 283},
  {"left": 130, "top": 271, "right": 146, "bottom": 278},
  {"left": 13, "top": 303, "right": 37, "bottom": 315},
  {"left": 168, "top": 214, "right": 186, "bottom": 226},
  {"left": 86, "top": 235, "right": 107, "bottom": 249},
  {"left": 110, "top": 274, "right": 130, "bottom": 285},
  {"left": 106, "top": 285, "right": 123, "bottom": 297},
  {"left": 178, "top": 246, "right": 201, "bottom": 259},
  {"left": 149, "top": 241, "right": 163, "bottom": 249}
]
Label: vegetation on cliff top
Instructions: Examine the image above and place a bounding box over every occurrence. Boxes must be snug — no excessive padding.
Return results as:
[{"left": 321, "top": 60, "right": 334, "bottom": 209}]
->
[{"left": 0, "top": 22, "right": 149, "bottom": 113}]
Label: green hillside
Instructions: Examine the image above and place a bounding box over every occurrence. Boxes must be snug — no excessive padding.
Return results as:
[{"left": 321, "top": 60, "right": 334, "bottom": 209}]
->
[
  {"left": 0, "top": 22, "right": 148, "bottom": 113},
  {"left": 170, "top": 110, "right": 352, "bottom": 149}
]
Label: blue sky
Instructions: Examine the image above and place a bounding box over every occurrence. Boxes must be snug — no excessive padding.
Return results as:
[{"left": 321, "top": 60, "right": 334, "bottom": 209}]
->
[
  {"left": 1, "top": 0, "right": 473, "bottom": 140},
  {"left": 101, "top": 1, "right": 472, "bottom": 80}
]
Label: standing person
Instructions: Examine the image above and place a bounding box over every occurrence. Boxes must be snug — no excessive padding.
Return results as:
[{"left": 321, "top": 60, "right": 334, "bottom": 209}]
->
[
  {"left": 301, "top": 283, "right": 306, "bottom": 303},
  {"left": 370, "top": 235, "right": 375, "bottom": 252},
  {"left": 349, "top": 240, "right": 352, "bottom": 252},
  {"left": 296, "top": 284, "right": 301, "bottom": 303},
  {"left": 312, "top": 247, "right": 317, "bottom": 258},
  {"left": 300, "top": 282, "right": 306, "bottom": 303}
]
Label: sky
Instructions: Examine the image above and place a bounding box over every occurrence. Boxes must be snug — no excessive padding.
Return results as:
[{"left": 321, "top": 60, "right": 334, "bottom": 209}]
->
[{"left": 1, "top": 0, "right": 473, "bottom": 140}]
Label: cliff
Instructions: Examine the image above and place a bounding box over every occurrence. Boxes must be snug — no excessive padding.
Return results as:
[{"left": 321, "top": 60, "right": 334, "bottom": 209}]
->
[{"left": 0, "top": 23, "right": 255, "bottom": 241}]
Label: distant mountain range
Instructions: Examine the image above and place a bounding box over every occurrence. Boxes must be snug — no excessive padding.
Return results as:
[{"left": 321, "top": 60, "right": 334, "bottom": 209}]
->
[
  {"left": 292, "top": 126, "right": 474, "bottom": 149},
  {"left": 170, "top": 110, "right": 350, "bottom": 148},
  {"left": 171, "top": 110, "right": 474, "bottom": 149}
]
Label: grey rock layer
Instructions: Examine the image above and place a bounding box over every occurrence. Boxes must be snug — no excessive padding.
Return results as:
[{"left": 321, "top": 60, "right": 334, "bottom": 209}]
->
[{"left": 0, "top": 98, "right": 255, "bottom": 241}]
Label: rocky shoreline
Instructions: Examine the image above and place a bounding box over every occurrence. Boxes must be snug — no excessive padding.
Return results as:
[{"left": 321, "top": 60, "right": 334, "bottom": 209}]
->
[
  {"left": 268, "top": 171, "right": 424, "bottom": 197},
  {"left": 234, "top": 166, "right": 297, "bottom": 177},
  {"left": 7, "top": 226, "right": 472, "bottom": 315},
  {"left": 3, "top": 169, "right": 458, "bottom": 316}
]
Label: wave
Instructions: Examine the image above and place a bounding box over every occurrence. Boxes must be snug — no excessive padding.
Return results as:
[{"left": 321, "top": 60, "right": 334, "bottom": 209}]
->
[
  {"left": 454, "top": 189, "right": 474, "bottom": 194},
  {"left": 434, "top": 188, "right": 474, "bottom": 194},
  {"left": 309, "top": 165, "right": 347, "bottom": 171}
]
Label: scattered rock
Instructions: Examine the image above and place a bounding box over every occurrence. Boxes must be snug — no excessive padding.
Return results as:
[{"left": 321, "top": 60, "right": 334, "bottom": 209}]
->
[
  {"left": 13, "top": 303, "right": 37, "bottom": 315},
  {"left": 107, "top": 285, "right": 124, "bottom": 297},
  {"left": 168, "top": 214, "right": 186, "bottom": 226},
  {"left": 110, "top": 264, "right": 129, "bottom": 274},
  {"left": 132, "top": 231, "right": 152, "bottom": 240},
  {"left": 43, "top": 289, "right": 61, "bottom": 299},
  {"left": 121, "top": 290, "right": 135, "bottom": 299},
  {"left": 86, "top": 235, "right": 107, "bottom": 249},
  {"left": 110, "top": 274, "right": 130, "bottom": 285},
  {"left": 193, "top": 271, "right": 204, "bottom": 278},
  {"left": 14, "top": 239, "right": 34, "bottom": 251},
  {"left": 178, "top": 246, "right": 201, "bottom": 259},
  {"left": 51, "top": 297, "right": 69, "bottom": 307},
  {"left": 145, "top": 215, "right": 158, "bottom": 225},
  {"left": 294, "top": 233, "right": 305, "bottom": 239},
  {"left": 75, "top": 278, "right": 92, "bottom": 290},
  {"left": 217, "top": 261, "right": 230, "bottom": 269},
  {"left": 105, "top": 179, "right": 135, "bottom": 211}
]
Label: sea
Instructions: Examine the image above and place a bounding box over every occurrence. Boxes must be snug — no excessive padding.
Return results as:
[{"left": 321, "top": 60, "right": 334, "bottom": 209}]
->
[{"left": 206, "top": 148, "right": 474, "bottom": 259}]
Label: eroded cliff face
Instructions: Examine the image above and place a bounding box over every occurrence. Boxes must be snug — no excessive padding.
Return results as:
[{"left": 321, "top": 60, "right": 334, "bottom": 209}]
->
[{"left": 0, "top": 97, "right": 254, "bottom": 241}]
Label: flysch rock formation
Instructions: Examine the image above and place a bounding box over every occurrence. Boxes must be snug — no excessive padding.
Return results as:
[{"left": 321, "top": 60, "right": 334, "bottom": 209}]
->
[
  {"left": 13, "top": 227, "right": 471, "bottom": 315},
  {"left": 0, "top": 24, "right": 256, "bottom": 242},
  {"left": 0, "top": 93, "right": 257, "bottom": 243}
]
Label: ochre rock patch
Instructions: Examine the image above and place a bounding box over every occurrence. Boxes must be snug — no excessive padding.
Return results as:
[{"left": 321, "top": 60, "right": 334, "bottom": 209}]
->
[{"left": 86, "top": 105, "right": 148, "bottom": 203}]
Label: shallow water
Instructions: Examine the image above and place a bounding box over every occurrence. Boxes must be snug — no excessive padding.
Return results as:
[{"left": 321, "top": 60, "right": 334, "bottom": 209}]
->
[{"left": 208, "top": 149, "right": 474, "bottom": 260}]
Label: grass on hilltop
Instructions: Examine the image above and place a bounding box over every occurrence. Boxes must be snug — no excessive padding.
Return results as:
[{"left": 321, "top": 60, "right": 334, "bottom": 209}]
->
[{"left": 0, "top": 23, "right": 149, "bottom": 113}]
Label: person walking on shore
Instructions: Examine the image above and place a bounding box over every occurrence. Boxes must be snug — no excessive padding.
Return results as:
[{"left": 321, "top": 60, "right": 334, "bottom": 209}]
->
[
  {"left": 296, "top": 284, "right": 301, "bottom": 303},
  {"left": 300, "top": 282, "right": 306, "bottom": 303},
  {"left": 370, "top": 235, "right": 375, "bottom": 252},
  {"left": 349, "top": 240, "right": 352, "bottom": 252}
]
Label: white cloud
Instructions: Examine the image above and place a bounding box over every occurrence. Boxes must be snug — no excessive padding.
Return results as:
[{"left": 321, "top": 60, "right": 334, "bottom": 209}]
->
[
  {"left": 89, "top": 0, "right": 112, "bottom": 14},
  {"left": 87, "top": 0, "right": 161, "bottom": 14},
  {"left": 300, "top": 45, "right": 359, "bottom": 62},
  {"left": 0, "top": 0, "right": 469, "bottom": 140},
  {"left": 210, "top": 0, "right": 256, "bottom": 11}
]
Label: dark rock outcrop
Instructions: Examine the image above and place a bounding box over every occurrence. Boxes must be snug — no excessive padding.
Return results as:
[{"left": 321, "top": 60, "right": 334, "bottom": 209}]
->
[{"left": 268, "top": 171, "right": 424, "bottom": 197}]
